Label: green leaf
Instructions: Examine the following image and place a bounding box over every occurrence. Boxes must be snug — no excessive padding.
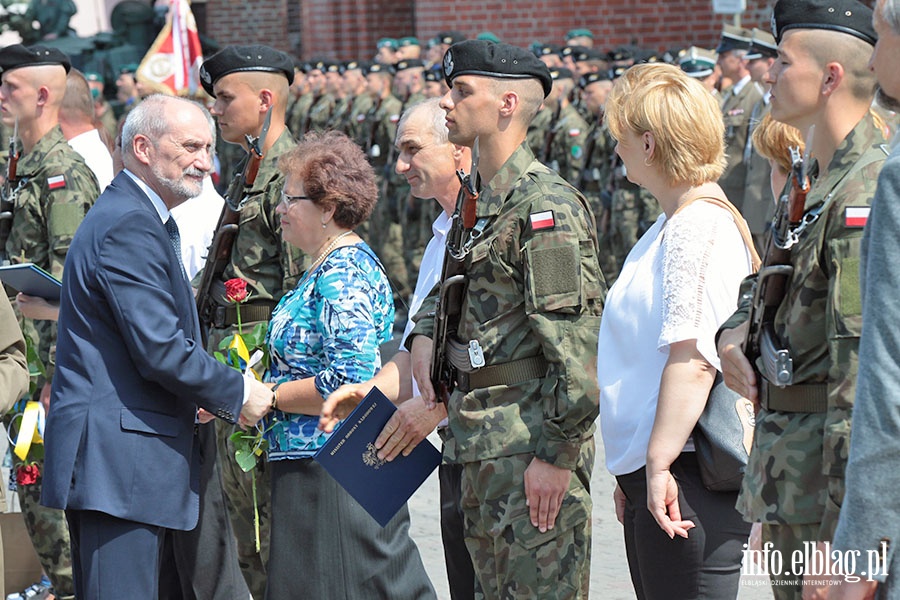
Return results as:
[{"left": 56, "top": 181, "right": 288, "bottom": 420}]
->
[{"left": 234, "top": 446, "right": 258, "bottom": 472}]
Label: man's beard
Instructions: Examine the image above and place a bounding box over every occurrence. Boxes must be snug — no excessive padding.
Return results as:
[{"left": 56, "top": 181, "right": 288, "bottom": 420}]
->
[
  {"left": 876, "top": 85, "right": 900, "bottom": 113},
  {"left": 152, "top": 165, "right": 205, "bottom": 201}
]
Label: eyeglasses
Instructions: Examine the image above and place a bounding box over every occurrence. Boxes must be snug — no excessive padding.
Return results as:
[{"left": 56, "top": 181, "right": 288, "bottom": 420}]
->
[{"left": 280, "top": 190, "right": 312, "bottom": 208}]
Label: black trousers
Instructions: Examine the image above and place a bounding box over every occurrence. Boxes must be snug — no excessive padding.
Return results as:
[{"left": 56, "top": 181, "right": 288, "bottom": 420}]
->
[
  {"left": 616, "top": 453, "right": 750, "bottom": 600},
  {"left": 158, "top": 422, "right": 248, "bottom": 600},
  {"left": 439, "top": 462, "right": 476, "bottom": 600}
]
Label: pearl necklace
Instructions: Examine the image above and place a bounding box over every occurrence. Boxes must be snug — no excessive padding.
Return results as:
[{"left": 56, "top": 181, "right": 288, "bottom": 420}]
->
[{"left": 310, "top": 230, "right": 353, "bottom": 271}]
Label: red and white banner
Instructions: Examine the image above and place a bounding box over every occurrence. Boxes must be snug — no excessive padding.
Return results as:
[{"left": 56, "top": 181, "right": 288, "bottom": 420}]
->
[{"left": 137, "top": 0, "right": 203, "bottom": 96}]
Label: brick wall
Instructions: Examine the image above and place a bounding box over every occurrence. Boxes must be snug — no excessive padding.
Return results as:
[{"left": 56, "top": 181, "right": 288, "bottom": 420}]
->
[{"left": 203, "top": 0, "right": 875, "bottom": 59}]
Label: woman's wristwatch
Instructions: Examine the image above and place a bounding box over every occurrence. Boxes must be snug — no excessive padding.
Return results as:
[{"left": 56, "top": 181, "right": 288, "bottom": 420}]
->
[{"left": 270, "top": 382, "right": 282, "bottom": 410}]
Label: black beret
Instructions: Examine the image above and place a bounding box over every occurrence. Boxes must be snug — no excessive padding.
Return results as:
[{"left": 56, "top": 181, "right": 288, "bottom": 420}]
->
[
  {"left": 200, "top": 45, "right": 294, "bottom": 97},
  {"left": 607, "top": 47, "right": 633, "bottom": 63},
  {"left": 424, "top": 66, "right": 441, "bottom": 82},
  {"left": 549, "top": 67, "right": 573, "bottom": 81},
  {"left": 772, "top": 0, "right": 876, "bottom": 45},
  {"left": 365, "top": 62, "right": 394, "bottom": 76},
  {"left": 436, "top": 30, "right": 467, "bottom": 46},
  {"left": 0, "top": 44, "right": 71, "bottom": 75},
  {"left": 716, "top": 25, "right": 753, "bottom": 54},
  {"left": 579, "top": 70, "right": 613, "bottom": 88},
  {"left": 442, "top": 40, "right": 553, "bottom": 97},
  {"left": 341, "top": 60, "right": 366, "bottom": 73},
  {"left": 531, "top": 42, "right": 562, "bottom": 58},
  {"left": 574, "top": 47, "right": 606, "bottom": 63},
  {"left": 394, "top": 59, "right": 426, "bottom": 72}
]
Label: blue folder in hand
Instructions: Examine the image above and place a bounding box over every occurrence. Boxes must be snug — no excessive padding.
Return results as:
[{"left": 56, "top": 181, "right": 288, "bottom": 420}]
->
[
  {"left": 0, "top": 263, "right": 62, "bottom": 301},
  {"left": 314, "top": 386, "right": 442, "bottom": 527}
]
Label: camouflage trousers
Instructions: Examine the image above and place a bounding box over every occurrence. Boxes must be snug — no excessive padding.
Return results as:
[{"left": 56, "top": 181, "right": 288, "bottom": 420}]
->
[
  {"left": 17, "top": 470, "right": 75, "bottom": 599},
  {"left": 609, "top": 186, "right": 659, "bottom": 275},
  {"left": 761, "top": 522, "right": 820, "bottom": 600},
  {"left": 460, "top": 442, "right": 594, "bottom": 600},
  {"left": 216, "top": 418, "right": 271, "bottom": 600}
]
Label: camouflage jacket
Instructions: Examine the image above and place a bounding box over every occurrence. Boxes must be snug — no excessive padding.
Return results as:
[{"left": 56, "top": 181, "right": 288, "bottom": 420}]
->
[
  {"left": 577, "top": 118, "right": 615, "bottom": 196},
  {"left": 5, "top": 126, "right": 99, "bottom": 379},
  {"left": 205, "top": 129, "right": 306, "bottom": 318},
  {"left": 306, "top": 93, "right": 335, "bottom": 134},
  {"left": 287, "top": 93, "right": 314, "bottom": 139},
  {"left": 526, "top": 104, "right": 552, "bottom": 158},
  {"left": 545, "top": 104, "right": 588, "bottom": 187},
  {"left": 410, "top": 143, "right": 606, "bottom": 469},
  {"left": 729, "top": 114, "right": 888, "bottom": 534},
  {"left": 326, "top": 96, "right": 352, "bottom": 133},
  {"left": 364, "top": 94, "right": 402, "bottom": 170},
  {"left": 346, "top": 93, "right": 375, "bottom": 147}
]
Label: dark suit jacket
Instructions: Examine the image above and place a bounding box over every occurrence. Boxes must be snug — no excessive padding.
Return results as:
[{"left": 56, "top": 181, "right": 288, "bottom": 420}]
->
[{"left": 41, "top": 171, "right": 243, "bottom": 531}]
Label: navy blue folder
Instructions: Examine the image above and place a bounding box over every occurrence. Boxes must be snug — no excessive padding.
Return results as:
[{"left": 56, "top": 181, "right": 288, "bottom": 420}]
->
[
  {"left": 314, "top": 386, "right": 442, "bottom": 527},
  {"left": 0, "top": 263, "right": 62, "bottom": 301}
]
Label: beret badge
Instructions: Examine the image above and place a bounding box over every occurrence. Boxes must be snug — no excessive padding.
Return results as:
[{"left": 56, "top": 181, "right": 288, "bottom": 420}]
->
[{"left": 443, "top": 50, "right": 454, "bottom": 78}]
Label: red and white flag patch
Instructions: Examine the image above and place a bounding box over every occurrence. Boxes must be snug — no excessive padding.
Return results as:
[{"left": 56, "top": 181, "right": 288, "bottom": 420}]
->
[
  {"left": 47, "top": 175, "right": 67, "bottom": 190},
  {"left": 845, "top": 206, "right": 870, "bottom": 228},
  {"left": 530, "top": 210, "right": 555, "bottom": 231}
]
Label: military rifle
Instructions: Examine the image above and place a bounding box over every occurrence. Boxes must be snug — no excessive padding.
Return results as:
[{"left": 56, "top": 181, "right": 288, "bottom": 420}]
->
[
  {"left": 196, "top": 107, "right": 272, "bottom": 342},
  {"left": 743, "top": 127, "right": 813, "bottom": 387},
  {"left": 430, "top": 138, "right": 479, "bottom": 403},
  {"left": 0, "top": 117, "right": 20, "bottom": 264}
]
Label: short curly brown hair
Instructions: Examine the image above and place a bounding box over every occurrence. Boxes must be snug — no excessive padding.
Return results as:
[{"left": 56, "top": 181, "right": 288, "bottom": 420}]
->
[{"left": 277, "top": 131, "right": 378, "bottom": 229}]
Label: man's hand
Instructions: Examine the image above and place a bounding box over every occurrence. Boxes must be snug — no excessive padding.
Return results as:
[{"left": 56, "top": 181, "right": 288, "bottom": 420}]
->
[
  {"left": 717, "top": 320, "right": 758, "bottom": 404},
  {"left": 410, "top": 335, "right": 436, "bottom": 406},
  {"left": 524, "top": 457, "right": 571, "bottom": 533},
  {"left": 375, "top": 396, "right": 447, "bottom": 461},
  {"left": 320, "top": 383, "right": 370, "bottom": 433},
  {"left": 613, "top": 484, "right": 626, "bottom": 525},
  {"left": 16, "top": 293, "right": 60, "bottom": 321},
  {"left": 646, "top": 467, "right": 695, "bottom": 539},
  {"left": 239, "top": 378, "right": 272, "bottom": 427},
  {"left": 197, "top": 408, "right": 216, "bottom": 424},
  {"left": 40, "top": 381, "right": 51, "bottom": 414}
]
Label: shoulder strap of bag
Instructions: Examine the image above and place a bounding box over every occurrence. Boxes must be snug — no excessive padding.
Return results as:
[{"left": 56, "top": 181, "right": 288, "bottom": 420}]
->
[{"left": 674, "top": 194, "right": 762, "bottom": 273}]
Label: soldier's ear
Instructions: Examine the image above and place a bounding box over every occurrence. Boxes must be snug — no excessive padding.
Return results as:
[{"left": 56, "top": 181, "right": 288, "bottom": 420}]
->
[
  {"left": 821, "top": 62, "right": 844, "bottom": 97},
  {"left": 36, "top": 85, "right": 50, "bottom": 107},
  {"left": 258, "top": 89, "right": 275, "bottom": 113}
]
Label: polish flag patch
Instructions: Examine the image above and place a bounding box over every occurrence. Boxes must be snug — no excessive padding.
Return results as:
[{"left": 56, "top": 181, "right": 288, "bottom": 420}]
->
[
  {"left": 845, "top": 206, "right": 870, "bottom": 228},
  {"left": 47, "top": 175, "right": 67, "bottom": 190},
  {"left": 530, "top": 210, "right": 555, "bottom": 231}
]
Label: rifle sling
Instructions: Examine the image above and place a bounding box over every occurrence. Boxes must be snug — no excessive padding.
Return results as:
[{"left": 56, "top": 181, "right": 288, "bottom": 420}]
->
[{"left": 760, "top": 380, "right": 827, "bottom": 413}]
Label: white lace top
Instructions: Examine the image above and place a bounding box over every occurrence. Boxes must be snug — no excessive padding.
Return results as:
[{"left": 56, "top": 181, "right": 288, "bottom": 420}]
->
[{"left": 597, "top": 201, "right": 753, "bottom": 476}]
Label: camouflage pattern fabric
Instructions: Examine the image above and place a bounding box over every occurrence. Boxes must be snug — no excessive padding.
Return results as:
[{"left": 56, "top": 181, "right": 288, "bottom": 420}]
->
[
  {"left": 5, "top": 125, "right": 100, "bottom": 379},
  {"left": 200, "top": 129, "right": 305, "bottom": 598},
  {"left": 577, "top": 122, "right": 617, "bottom": 280},
  {"left": 17, "top": 470, "right": 75, "bottom": 599},
  {"left": 410, "top": 144, "right": 604, "bottom": 596},
  {"left": 608, "top": 171, "right": 659, "bottom": 282},
  {"left": 545, "top": 104, "right": 588, "bottom": 187},
  {"left": 761, "top": 523, "right": 819, "bottom": 599},
  {"left": 734, "top": 115, "right": 887, "bottom": 540},
  {"left": 326, "top": 96, "right": 352, "bottom": 133},
  {"left": 305, "top": 93, "right": 336, "bottom": 134},
  {"left": 462, "top": 445, "right": 594, "bottom": 599},
  {"left": 526, "top": 105, "right": 551, "bottom": 158},
  {"left": 346, "top": 93, "right": 374, "bottom": 147},
  {"left": 287, "top": 93, "right": 313, "bottom": 139}
]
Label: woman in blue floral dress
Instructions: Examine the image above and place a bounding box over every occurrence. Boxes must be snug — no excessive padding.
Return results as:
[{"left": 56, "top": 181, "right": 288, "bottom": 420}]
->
[{"left": 263, "top": 131, "right": 435, "bottom": 599}]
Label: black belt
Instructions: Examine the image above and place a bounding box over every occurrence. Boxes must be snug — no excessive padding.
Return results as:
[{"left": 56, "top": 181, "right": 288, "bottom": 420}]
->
[
  {"left": 760, "top": 381, "right": 827, "bottom": 413},
  {"left": 212, "top": 301, "right": 276, "bottom": 329},
  {"left": 456, "top": 355, "right": 549, "bottom": 393}
]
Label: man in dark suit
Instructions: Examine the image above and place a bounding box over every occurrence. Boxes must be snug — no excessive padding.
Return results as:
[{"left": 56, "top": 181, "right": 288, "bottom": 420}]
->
[{"left": 41, "top": 94, "right": 275, "bottom": 599}]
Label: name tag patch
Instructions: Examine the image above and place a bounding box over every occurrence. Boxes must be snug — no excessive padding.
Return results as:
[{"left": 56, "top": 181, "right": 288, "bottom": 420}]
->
[
  {"left": 530, "top": 210, "right": 555, "bottom": 231},
  {"left": 845, "top": 206, "right": 870, "bottom": 228}
]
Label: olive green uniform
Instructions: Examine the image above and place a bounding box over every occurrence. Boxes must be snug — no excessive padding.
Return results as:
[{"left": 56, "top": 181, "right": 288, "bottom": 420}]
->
[
  {"left": 577, "top": 119, "right": 617, "bottom": 280},
  {"left": 544, "top": 103, "right": 588, "bottom": 187},
  {"left": 719, "top": 78, "right": 764, "bottom": 214},
  {"left": 411, "top": 144, "right": 605, "bottom": 599}
]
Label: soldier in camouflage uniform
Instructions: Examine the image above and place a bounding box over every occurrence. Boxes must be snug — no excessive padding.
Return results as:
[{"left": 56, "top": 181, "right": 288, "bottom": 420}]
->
[
  {"left": 717, "top": 3, "right": 887, "bottom": 598},
  {"left": 343, "top": 60, "right": 373, "bottom": 143},
  {"left": 362, "top": 62, "right": 410, "bottom": 306},
  {"left": 0, "top": 44, "right": 101, "bottom": 600},
  {"left": 607, "top": 157, "right": 659, "bottom": 283},
  {"left": 409, "top": 40, "right": 605, "bottom": 599},
  {"left": 199, "top": 45, "right": 306, "bottom": 600},
  {"left": 539, "top": 68, "right": 587, "bottom": 187},
  {"left": 301, "top": 60, "right": 334, "bottom": 135},
  {"left": 576, "top": 71, "right": 617, "bottom": 280},
  {"left": 286, "top": 61, "right": 313, "bottom": 139}
]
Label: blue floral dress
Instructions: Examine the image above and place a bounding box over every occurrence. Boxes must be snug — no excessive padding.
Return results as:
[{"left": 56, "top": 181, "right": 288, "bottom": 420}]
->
[{"left": 264, "top": 242, "right": 394, "bottom": 460}]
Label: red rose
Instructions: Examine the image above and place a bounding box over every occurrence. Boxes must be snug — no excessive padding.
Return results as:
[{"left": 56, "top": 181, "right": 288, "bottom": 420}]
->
[
  {"left": 224, "top": 278, "right": 248, "bottom": 303},
  {"left": 15, "top": 463, "right": 40, "bottom": 486}
]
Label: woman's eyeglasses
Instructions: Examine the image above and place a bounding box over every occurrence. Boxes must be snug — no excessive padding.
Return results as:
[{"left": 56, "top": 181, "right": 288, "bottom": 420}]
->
[{"left": 280, "top": 191, "right": 312, "bottom": 208}]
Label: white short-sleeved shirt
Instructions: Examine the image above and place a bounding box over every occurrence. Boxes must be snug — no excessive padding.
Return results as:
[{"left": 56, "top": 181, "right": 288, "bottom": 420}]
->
[{"left": 597, "top": 201, "right": 752, "bottom": 476}]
